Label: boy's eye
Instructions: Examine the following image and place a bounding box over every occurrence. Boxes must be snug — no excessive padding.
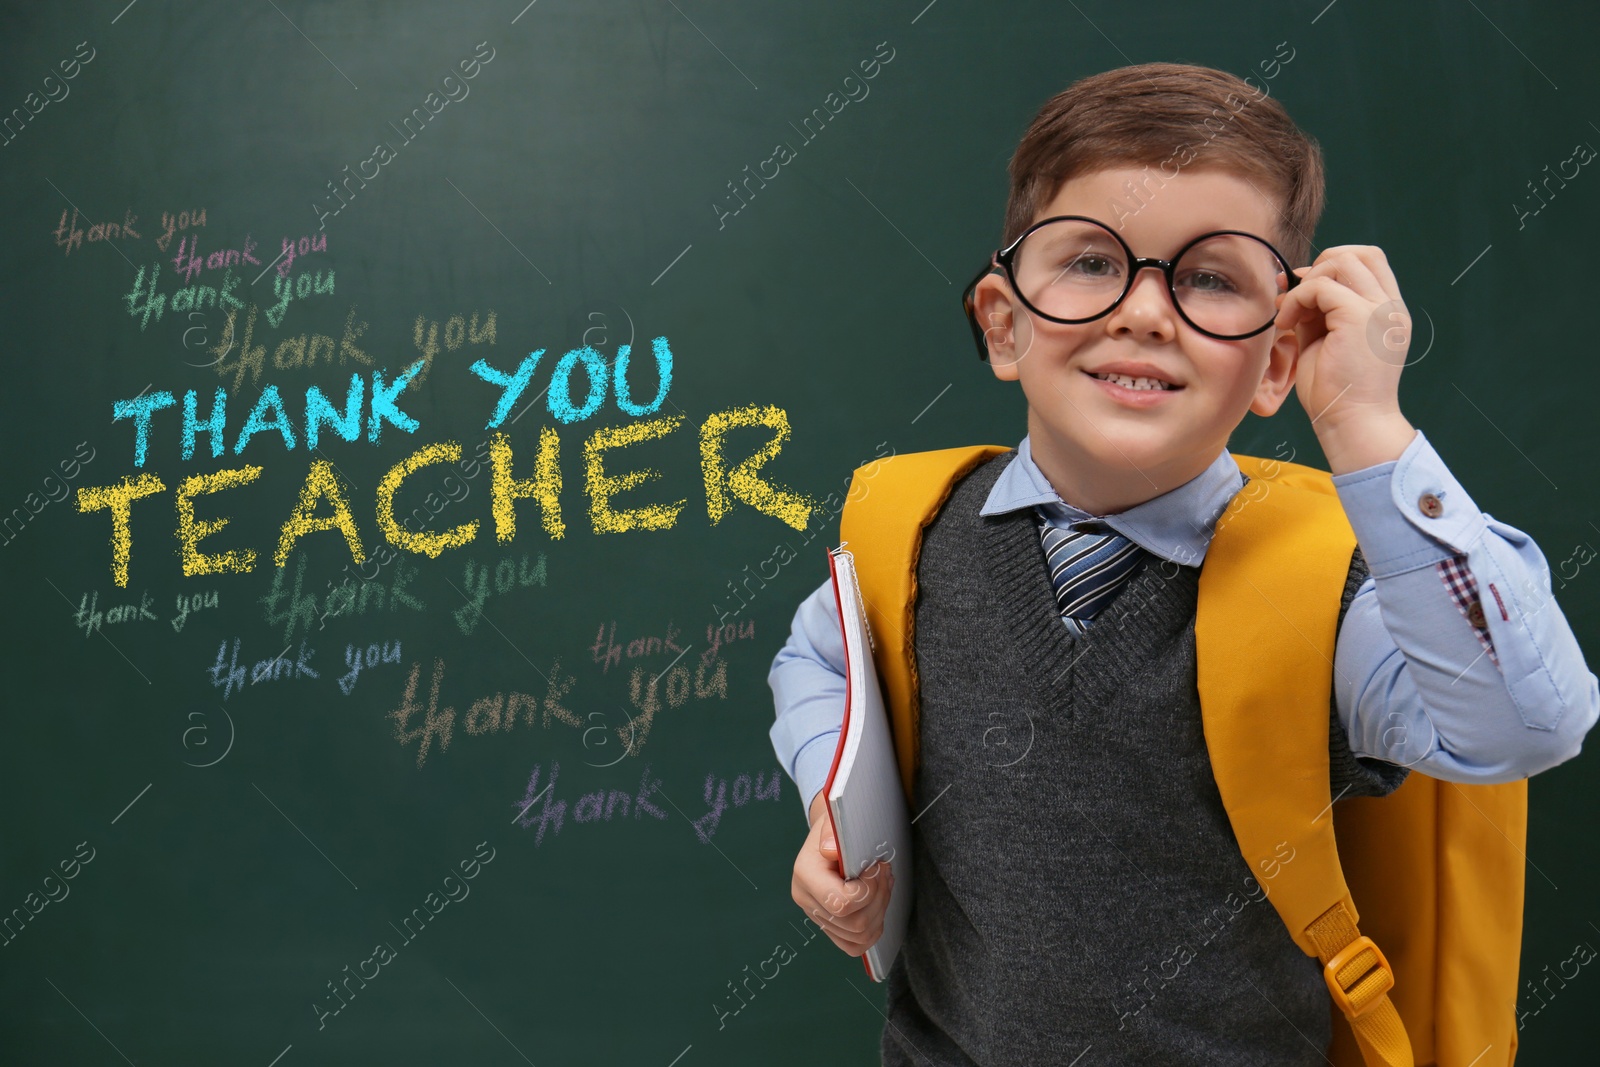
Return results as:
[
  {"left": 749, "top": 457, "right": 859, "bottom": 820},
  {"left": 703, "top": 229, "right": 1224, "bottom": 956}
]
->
[
  {"left": 1063, "top": 253, "right": 1118, "bottom": 277},
  {"left": 1179, "top": 269, "right": 1238, "bottom": 294}
]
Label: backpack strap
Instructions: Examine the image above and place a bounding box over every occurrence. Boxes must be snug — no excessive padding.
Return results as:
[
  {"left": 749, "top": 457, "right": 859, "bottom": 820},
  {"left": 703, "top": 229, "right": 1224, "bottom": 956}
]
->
[
  {"left": 838, "top": 444, "right": 1011, "bottom": 805},
  {"left": 1198, "top": 453, "right": 1411, "bottom": 1066}
]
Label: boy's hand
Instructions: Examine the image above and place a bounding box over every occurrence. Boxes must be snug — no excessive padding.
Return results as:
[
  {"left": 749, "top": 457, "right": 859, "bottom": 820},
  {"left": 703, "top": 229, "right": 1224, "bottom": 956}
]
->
[
  {"left": 1274, "top": 245, "right": 1417, "bottom": 473},
  {"left": 791, "top": 789, "right": 895, "bottom": 957}
]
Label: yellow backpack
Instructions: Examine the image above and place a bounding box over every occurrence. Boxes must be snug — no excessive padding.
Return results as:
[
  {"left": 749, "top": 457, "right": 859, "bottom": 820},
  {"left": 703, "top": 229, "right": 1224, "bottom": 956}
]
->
[{"left": 837, "top": 443, "right": 1527, "bottom": 1067}]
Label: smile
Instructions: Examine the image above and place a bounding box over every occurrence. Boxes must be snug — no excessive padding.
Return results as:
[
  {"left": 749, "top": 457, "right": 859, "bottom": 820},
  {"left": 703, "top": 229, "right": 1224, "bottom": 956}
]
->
[
  {"left": 1088, "top": 371, "right": 1177, "bottom": 391},
  {"left": 1084, "top": 369, "right": 1183, "bottom": 403}
]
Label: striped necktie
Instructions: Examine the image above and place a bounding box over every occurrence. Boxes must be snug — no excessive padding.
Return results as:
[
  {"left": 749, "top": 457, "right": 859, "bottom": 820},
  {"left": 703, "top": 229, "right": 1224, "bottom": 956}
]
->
[{"left": 1035, "top": 506, "right": 1146, "bottom": 637}]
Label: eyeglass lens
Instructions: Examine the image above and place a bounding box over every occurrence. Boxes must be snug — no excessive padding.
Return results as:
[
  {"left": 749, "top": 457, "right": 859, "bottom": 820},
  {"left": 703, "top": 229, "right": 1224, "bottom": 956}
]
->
[{"left": 1010, "top": 220, "right": 1289, "bottom": 337}]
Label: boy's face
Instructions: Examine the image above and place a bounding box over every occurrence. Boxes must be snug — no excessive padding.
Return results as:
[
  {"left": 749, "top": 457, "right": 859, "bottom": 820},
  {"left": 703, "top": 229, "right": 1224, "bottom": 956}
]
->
[{"left": 973, "top": 166, "right": 1299, "bottom": 513}]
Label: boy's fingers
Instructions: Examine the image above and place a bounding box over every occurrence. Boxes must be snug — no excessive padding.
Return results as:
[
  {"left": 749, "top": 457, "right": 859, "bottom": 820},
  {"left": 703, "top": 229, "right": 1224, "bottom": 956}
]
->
[
  {"left": 793, "top": 819, "right": 895, "bottom": 955},
  {"left": 817, "top": 905, "right": 875, "bottom": 939},
  {"left": 834, "top": 862, "right": 894, "bottom": 904},
  {"left": 820, "top": 877, "right": 875, "bottom": 916},
  {"left": 821, "top": 925, "right": 876, "bottom": 957},
  {"left": 808, "top": 863, "right": 894, "bottom": 921},
  {"left": 808, "top": 893, "right": 889, "bottom": 941},
  {"left": 806, "top": 844, "right": 896, "bottom": 908},
  {"left": 800, "top": 877, "right": 893, "bottom": 952},
  {"left": 805, "top": 902, "right": 876, "bottom": 943},
  {"left": 819, "top": 870, "right": 896, "bottom": 921}
]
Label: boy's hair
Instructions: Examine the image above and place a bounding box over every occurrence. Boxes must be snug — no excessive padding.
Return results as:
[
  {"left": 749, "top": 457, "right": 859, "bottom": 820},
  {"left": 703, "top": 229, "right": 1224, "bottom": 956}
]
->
[{"left": 1000, "top": 62, "right": 1325, "bottom": 269}]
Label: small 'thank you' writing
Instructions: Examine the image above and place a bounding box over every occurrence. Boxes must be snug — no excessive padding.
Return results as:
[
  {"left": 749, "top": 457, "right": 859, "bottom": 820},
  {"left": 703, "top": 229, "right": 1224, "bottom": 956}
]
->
[{"left": 512, "top": 762, "right": 782, "bottom": 846}]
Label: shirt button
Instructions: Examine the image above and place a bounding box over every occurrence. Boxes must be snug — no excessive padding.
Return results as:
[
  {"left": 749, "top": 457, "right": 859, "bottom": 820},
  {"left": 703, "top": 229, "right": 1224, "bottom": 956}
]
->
[
  {"left": 1418, "top": 492, "right": 1444, "bottom": 518},
  {"left": 1466, "top": 600, "right": 1488, "bottom": 628}
]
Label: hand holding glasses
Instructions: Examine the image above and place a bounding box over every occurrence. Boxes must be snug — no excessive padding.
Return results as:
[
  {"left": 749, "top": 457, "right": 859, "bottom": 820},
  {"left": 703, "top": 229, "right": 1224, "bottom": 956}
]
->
[{"left": 961, "top": 215, "right": 1302, "bottom": 360}]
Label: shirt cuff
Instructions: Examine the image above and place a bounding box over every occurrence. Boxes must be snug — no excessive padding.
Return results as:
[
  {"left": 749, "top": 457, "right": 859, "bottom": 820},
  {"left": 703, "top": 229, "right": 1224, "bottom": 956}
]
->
[
  {"left": 793, "top": 731, "right": 839, "bottom": 823},
  {"left": 1330, "top": 428, "right": 1490, "bottom": 579}
]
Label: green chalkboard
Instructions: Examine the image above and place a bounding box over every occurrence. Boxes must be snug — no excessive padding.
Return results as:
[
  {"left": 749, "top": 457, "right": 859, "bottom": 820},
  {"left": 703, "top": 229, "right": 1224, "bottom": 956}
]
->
[{"left": 2, "top": 1, "right": 1597, "bottom": 1063}]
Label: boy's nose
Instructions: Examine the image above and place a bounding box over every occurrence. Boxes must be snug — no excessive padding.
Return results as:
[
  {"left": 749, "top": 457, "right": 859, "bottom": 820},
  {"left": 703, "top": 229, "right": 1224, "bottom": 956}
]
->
[
  {"left": 1126, "top": 265, "right": 1173, "bottom": 302},
  {"left": 1110, "top": 268, "right": 1180, "bottom": 329}
]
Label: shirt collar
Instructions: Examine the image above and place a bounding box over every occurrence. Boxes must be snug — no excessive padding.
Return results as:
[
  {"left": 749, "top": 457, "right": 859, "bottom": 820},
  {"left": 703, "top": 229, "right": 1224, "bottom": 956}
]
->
[{"left": 978, "top": 435, "right": 1246, "bottom": 567}]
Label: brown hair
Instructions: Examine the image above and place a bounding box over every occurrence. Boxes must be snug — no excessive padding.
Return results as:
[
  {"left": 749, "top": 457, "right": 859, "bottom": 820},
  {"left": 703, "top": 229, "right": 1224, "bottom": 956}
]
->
[{"left": 1000, "top": 62, "right": 1325, "bottom": 268}]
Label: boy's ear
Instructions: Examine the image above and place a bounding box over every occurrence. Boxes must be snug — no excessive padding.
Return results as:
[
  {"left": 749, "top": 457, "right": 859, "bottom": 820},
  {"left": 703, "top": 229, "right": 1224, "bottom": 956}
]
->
[
  {"left": 972, "top": 273, "right": 1022, "bottom": 380},
  {"left": 1248, "top": 326, "right": 1300, "bottom": 417}
]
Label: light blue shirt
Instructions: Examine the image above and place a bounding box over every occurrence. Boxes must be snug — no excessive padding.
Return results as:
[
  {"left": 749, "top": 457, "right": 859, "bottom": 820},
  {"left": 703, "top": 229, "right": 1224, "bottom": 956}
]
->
[{"left": 768, "top": 429, "right": 1599, "bottom": 820}]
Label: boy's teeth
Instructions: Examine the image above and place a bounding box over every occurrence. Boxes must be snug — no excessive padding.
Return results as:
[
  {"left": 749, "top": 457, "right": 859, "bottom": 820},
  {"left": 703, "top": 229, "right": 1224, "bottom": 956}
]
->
[{"left": 1092, "top": 372, "right": 1173, "bottom": 391}]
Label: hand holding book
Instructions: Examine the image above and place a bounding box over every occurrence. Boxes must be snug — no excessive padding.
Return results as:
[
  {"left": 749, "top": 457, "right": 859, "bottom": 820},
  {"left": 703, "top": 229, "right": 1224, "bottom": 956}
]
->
[{"left": 787, "top": 789, "right": 895, "bottom": 960}]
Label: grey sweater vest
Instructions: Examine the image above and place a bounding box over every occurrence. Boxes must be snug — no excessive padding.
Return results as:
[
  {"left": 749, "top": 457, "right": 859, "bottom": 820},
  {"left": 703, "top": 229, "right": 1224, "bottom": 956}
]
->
[{"left": 881, "top": 450, "right": 1407, "bottom": 1067}]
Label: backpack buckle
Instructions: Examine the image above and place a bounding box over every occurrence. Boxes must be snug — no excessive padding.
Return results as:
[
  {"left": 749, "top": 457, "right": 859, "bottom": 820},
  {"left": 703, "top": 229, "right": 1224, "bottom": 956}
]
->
[{"left": 1322, "top": 935, "right": 1395, "bottom": 1018}]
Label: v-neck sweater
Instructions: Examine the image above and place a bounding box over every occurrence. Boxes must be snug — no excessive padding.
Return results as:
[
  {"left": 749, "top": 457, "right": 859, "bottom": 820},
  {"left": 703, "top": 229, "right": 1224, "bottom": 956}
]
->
[{"left": 880, "top": 449, "right": 1406, "bottom": 1066}]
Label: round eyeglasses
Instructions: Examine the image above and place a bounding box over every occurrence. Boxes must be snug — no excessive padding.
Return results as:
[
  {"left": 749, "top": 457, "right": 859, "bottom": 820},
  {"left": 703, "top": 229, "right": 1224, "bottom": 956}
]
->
[{"left": 961, "top": 215, "right": 1301, "bottom": 360}]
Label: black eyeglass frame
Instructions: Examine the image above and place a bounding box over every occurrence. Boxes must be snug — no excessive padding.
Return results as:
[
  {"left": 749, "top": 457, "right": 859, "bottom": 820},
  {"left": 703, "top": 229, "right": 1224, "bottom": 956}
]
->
[{"left": 960, "top": 214, "right": 1302, "bottom": 361}]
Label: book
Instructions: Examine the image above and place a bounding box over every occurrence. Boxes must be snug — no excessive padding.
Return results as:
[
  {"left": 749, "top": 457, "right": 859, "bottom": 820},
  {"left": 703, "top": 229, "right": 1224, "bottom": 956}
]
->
[{"left": 820, "top": 543, "right": 913, "bottom": 982}]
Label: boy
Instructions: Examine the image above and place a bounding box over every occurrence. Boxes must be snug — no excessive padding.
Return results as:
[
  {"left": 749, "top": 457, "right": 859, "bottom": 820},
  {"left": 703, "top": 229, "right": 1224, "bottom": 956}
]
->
[{"left": 767, "top": 62, "right": 1598, "bottom": 1064}]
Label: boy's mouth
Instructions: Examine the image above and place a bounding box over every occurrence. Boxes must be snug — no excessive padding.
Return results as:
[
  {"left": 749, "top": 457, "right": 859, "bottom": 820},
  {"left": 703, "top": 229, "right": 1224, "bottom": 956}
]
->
[{"left": 1084, "top": 370, "right": 1184, "bottom": 393}]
